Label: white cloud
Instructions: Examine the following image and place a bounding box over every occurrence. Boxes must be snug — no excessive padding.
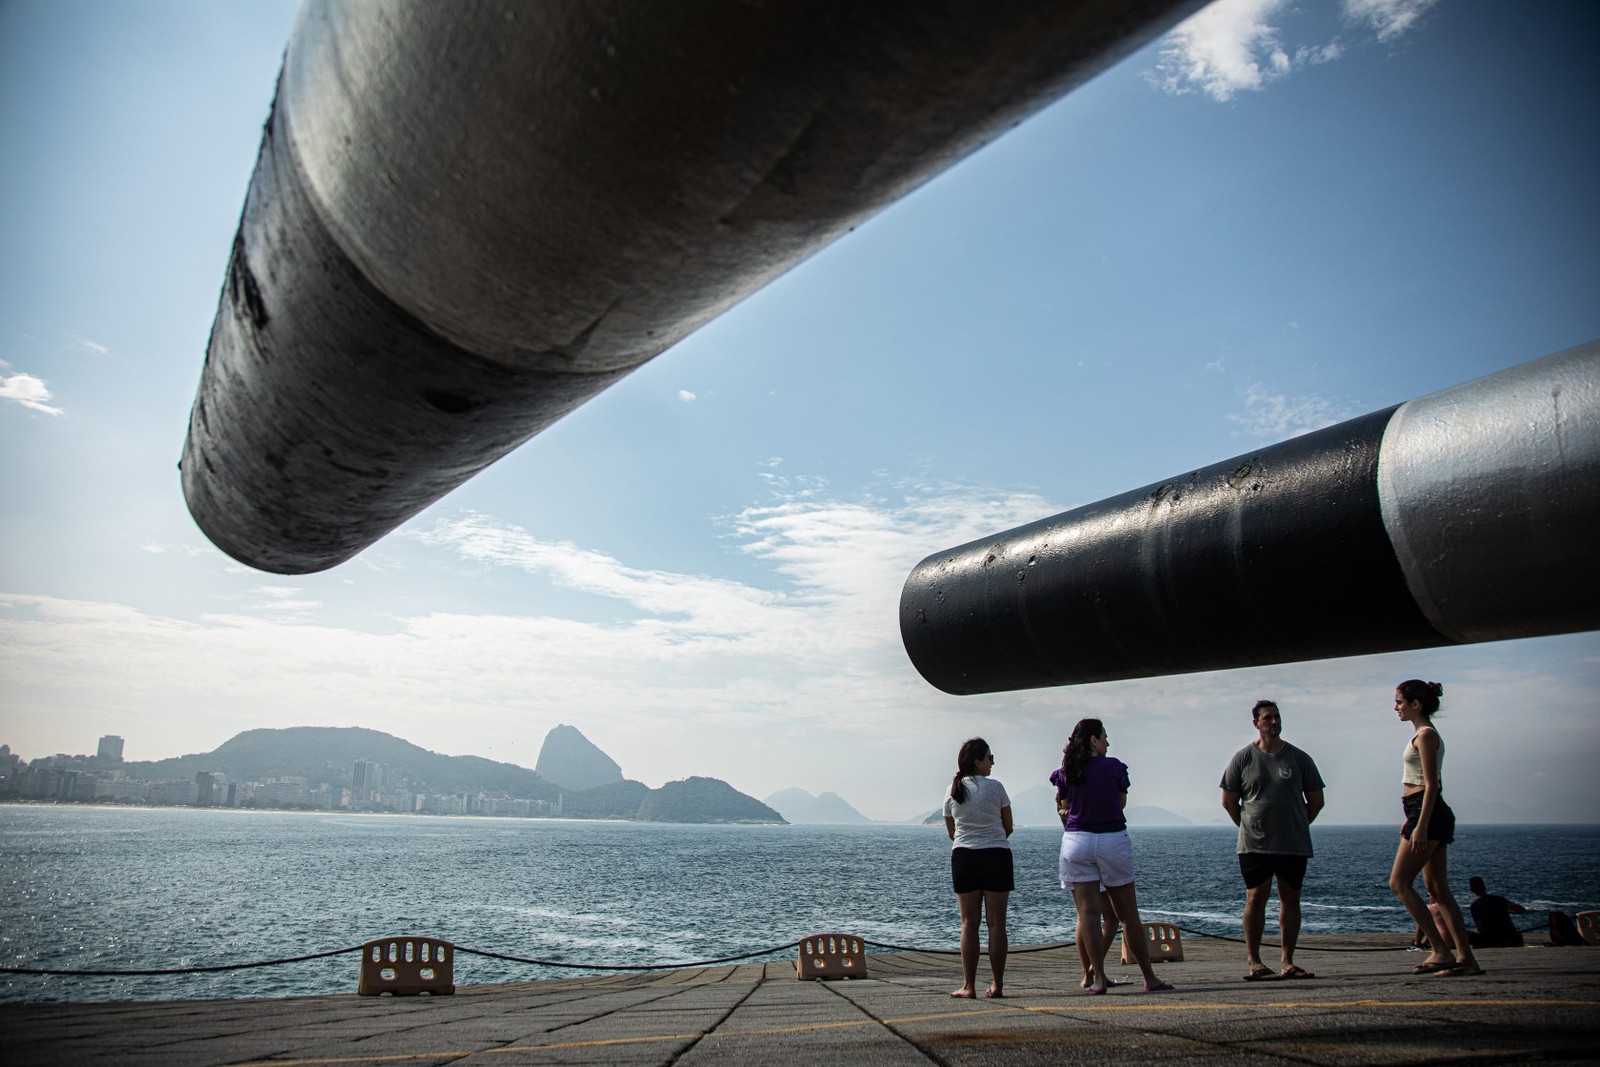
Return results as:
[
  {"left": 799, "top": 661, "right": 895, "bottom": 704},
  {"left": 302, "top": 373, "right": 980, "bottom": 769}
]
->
[
  {"left": 677, "top": 389, "right": 697, "bottom": 403},
  {"left": 1151, "top": 0, "right": 1432, "bottom": 101},
  {"left": 1225, "top": 384, "right": 1349, "bottom": 438},
  {"left": 1151, "top": 0, "right": 1295, "bottom": 101},
  {"left": 1344, "top": 0, "right": 1438, "bottom": 43},
  {"left": 0, "top": 369, "right": 64, "bottom": 415},
  {"left": 66, "top": 334, "right": 111, "bottom": 356}
]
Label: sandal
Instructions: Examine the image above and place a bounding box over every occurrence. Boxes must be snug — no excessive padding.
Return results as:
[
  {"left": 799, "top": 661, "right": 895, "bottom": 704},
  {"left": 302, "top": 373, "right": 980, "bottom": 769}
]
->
[
  {"left": 1434, "top": 962, "right": 1484, "bottom": 977},
  {"left": 1411, "top": 960, "right": 1459, "bottom": 975}
]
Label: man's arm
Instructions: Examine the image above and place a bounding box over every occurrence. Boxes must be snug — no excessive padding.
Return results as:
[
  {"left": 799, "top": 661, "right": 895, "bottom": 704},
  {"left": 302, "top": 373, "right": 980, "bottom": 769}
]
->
[
  {"left": 1304, "top": 788, "right": 1324, "bottom": 825},
  {"left": 1221, "top": 789, "right": 1242, "bottom": 827}
]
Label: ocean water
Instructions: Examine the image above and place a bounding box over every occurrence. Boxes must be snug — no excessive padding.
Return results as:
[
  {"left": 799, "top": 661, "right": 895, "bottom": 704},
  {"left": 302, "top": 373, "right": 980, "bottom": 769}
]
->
[{"left": 2, "top": 805, "right": 1595, "bottom": 1003}]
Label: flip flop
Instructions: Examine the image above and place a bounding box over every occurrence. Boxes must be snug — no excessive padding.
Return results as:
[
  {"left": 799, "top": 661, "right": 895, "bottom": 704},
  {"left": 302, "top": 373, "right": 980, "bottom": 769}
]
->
[
  {"left": 1083, "top": 985, "right": 1107, "bottom": 995},
  {"left": 1434, "top": 963, "right": 1484, "bottom": 977},
  {"left": 1144, "top": 979, "right": 1176, "bottom": 992},
  {"left": 1411, "top": 960, "right": 1459, "bottom": 975},
  {"left": 1280, "top": 965, "right": 1316, "bottom": 979},
  {"left": 1243, "top": 966, "right": 1279, "bottom": 981}
]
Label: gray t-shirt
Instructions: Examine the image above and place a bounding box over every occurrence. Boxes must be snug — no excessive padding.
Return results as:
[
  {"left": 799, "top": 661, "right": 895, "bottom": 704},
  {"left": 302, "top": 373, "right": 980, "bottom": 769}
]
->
[{"left": 1220, "top": 741, "right": 1325, "bottom": 856}]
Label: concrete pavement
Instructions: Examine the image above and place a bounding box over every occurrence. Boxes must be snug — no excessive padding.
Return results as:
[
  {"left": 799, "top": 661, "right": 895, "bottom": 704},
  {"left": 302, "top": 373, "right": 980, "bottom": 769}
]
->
[{"left": 6, "top": 934, "right": 1597, "bottom": 1065}]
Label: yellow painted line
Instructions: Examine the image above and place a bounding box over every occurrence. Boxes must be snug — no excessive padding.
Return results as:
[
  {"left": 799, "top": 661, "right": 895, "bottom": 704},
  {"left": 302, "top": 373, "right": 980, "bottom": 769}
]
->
[{"left": 229, "top": 997, "right": 1600, "bottom": 1065}]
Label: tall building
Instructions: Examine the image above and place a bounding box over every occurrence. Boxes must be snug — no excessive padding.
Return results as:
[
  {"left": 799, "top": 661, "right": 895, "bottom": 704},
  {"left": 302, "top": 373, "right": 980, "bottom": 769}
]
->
[
  {"left": 194, "top": 771, "right": 224, "bottom": 806},
  {"left": 97, "top": 735, "right": 124, "bottom": 762},
  {"left": 352, "top": 760, "right": 384, "bottom": 805}
]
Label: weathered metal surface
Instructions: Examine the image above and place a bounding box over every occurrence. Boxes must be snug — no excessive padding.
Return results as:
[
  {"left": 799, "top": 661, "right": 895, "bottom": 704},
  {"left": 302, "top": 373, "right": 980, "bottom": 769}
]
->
[
  {"left": 900, "top": 342, "right": 1600, "bottom": 694},
  {"left": 182, "top": 0, "right": 1204, "bottom": 574}
]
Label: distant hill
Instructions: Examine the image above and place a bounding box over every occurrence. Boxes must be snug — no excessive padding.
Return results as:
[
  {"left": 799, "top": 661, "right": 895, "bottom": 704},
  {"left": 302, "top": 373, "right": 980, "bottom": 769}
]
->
[
  {"left": 1127, "top": 805, "right": 1193, "bottom": 826},
  {"left": 535, "top": 724, "right": 623, "bottom": 791},
  {"left": 560, "top": 779, "right": 651, "bottom": 819},
  {"left": 125, "top": 727, "right": 559, "bottom": 800},
  {"left": 118, "top": 727, "right": 782, "bottom": 823},
  {"left": 764, "top": 788, "right": 871, "bottom": 825},
  {"left": 911, "top": 784, "right": 1192, "bottom": 828},
  {"left": 1009, "top": 783, "right": 1062, "bottom": 827},
  {"left": 640, "top": 777, "right": 786, "bottom": 823}
]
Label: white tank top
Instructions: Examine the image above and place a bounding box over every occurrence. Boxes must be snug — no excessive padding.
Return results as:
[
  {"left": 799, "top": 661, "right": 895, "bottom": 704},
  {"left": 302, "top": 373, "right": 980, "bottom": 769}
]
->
[{"left": 1402, "top": 727, "right": 1442, "bottom": 788}]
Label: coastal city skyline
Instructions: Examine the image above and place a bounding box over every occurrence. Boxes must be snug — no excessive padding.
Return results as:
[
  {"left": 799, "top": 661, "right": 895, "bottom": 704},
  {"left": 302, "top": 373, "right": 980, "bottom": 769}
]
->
[{"left": 3, "top": 1, "right": 1598, "bottom": 827}]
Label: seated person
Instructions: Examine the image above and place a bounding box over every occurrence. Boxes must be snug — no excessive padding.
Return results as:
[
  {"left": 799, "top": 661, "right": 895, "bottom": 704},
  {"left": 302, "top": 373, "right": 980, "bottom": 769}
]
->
[{"left": 1467, "top": 875, "right": 1527, "bottom": 948}]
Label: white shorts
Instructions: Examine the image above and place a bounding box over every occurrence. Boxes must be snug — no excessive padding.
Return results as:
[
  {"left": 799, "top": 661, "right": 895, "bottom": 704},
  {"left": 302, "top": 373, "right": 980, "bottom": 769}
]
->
[{"left": 1059, "top": 830, "right": 1135, "bottom": 889}]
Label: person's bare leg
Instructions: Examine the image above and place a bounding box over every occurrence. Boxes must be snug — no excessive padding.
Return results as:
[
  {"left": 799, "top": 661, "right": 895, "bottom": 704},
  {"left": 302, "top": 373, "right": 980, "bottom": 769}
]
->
[
  {"left": 1243, "top": 881, "right": 1271, "bottom": 973},
  {"left": 1421, "top": 846, "right": 1478, "bottom": 971},
  {"left": 952, "top": 890, "right": 982, "bottom": 997},
  {"left": 1389, "top": 837, "right": 1454, "bottom": 967},
  {"left": 1080, "top": 888, "right": 1118, "bottom": 987},
  {"left": 1071, "top": 882, "right": 1108, "bottom": 993},
  {"left": 1107, "top": 882, "right": 1172, "bottom": 991},
  {"left": 1099, "top": 889, "right": 1120, "bottom": 984},
  {"left": 983, "top": 890, "right": 1009, "bottom": 996},
  {"left": 1277, "top": 876, "right": 1302, "bottom": 973}
]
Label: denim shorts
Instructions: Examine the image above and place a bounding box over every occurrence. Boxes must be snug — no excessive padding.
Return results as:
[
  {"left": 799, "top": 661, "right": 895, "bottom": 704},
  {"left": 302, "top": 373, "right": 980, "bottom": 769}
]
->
[{"left": 1401, "top": 792, "right": 1456, "bottom": 845}]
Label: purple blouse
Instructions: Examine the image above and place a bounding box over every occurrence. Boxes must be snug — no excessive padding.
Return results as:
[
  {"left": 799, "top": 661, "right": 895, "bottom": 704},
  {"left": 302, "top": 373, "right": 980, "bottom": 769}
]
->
[{"left": 1050, "top": 757, "right": 1130, "bottom": 833}]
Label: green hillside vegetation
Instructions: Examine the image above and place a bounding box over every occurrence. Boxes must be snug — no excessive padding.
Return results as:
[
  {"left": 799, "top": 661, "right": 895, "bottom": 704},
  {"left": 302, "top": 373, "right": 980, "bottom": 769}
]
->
[
  {"left": 637, "top": 776, "right": 785, "bottom": 824},
  {"left": 560, "top": 779, "right": 651, "bottom": 818}
]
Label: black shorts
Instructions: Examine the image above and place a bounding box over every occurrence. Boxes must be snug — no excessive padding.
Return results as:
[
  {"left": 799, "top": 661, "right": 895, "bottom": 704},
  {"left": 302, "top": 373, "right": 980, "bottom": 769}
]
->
[
  {"left": 1238, "top": 852, "right": 1308, "bottom": 890},
  {"left": 951, "top": 847, "right": 1014, "bottom": 894},
  {"left": 1401, "top": 793, "right": 1456, "bottom": 845}
]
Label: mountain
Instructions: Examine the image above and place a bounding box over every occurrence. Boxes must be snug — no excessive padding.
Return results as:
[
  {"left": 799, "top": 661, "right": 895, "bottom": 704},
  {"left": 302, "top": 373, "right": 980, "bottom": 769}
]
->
[
  {"left": 113, "top": 727, "right": 783, "bottom": 823},
  {"left": 124, "top": 727, "right": 559, "bottom": 800},
  {"left": 638, "top": 777, "right": 786, "bottom": 823},
  {"left": 559, "top": 778, "right": 651, "bottom": 819},
  {"left": 535, "top": 724, "right": 624, "bottom": 791},
  {"left": 1009, "top": 783, "right": 1062, "bottom": 827},
  {"left": 764, "top": 788, "right": 871, "bottom": 825},
  {"left": 1127, "top": 805, "right": 1193, "bottom": 826},
  {"left": 912, "top": 784, "right": 1192, "bottom": 828}
]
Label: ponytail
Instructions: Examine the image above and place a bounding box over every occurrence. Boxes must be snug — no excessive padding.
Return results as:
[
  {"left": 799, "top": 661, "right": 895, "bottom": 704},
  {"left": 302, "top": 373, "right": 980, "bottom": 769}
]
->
[{"left": 950, "top": 737, "right": 989, "bottom": 804}]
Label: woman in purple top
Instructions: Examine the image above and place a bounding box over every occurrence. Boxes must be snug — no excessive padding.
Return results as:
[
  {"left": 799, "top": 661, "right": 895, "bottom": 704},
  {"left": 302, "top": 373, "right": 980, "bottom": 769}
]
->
[{"left": 1050, "top": 718, "right": 1173, "bottom": 994}]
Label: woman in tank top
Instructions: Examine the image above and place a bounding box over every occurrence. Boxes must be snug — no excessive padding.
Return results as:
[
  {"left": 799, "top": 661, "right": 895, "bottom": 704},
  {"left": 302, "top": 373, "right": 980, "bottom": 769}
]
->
[{"left": 1387, "top": 679, "right": 1481, "bottom": 976}]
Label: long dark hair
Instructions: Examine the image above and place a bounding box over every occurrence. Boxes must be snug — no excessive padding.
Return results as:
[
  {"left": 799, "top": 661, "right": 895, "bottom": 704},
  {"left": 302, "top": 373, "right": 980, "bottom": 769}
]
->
[
  {"left": 949, "top": 737, "right": 989, "bottom": 804},
  {"left": 1061, "top": 718, "right": 1104, "bottom": 786},
  {"left": 1397, "top": 678, "right": 1444, "bottom": 717}
]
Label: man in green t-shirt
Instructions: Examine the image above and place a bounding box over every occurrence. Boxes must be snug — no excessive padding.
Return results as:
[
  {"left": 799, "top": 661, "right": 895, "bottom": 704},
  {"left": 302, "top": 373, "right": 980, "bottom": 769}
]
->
[{"left": 1220, "top": 700, "right": 1325, "bottom": 981}]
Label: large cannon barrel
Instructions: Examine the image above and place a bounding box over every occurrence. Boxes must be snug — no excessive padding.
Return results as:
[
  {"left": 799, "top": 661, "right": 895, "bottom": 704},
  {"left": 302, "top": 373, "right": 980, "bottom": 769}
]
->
[
  {"left": 900, "top": 341, "right": 1600, "bottom": 694},
  {"left": 180, "top": 0, "right": 1202, "bottom": 574}
]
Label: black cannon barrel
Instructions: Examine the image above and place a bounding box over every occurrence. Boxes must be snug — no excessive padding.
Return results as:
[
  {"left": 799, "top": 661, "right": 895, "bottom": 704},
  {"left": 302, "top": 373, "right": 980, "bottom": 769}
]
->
[
  {"left": 900, "top": 341, "right": 1600, "bottom": 694},
  {"left": 180, "top": 0, "right": 1202, "bottom": 574}
]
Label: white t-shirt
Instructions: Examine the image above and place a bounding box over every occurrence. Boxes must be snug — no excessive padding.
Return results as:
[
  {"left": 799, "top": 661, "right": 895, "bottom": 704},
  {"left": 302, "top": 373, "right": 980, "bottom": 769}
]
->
[{"left": 944, "top": 776, "right": 1012, "bottom": 850}]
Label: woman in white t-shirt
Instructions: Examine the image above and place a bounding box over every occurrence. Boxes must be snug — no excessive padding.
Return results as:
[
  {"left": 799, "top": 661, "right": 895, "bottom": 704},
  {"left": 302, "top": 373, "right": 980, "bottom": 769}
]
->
[{"left": 943, "top": 736, "right": 1013, "bottom": 998}]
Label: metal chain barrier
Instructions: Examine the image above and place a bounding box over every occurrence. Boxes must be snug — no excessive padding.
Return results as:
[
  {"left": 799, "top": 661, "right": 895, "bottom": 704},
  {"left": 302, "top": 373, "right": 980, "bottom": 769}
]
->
[{"left": 2, "top": 917, "right": 1554, "bottom": 978}]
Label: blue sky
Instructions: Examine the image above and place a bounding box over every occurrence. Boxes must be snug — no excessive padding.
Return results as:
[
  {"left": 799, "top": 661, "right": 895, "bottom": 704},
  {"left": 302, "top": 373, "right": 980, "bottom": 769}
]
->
[{"left": 2, "top": 0, "right": 1597, "bottom": 825}]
